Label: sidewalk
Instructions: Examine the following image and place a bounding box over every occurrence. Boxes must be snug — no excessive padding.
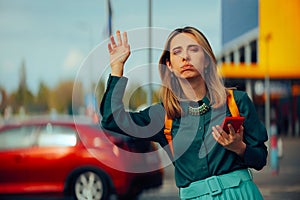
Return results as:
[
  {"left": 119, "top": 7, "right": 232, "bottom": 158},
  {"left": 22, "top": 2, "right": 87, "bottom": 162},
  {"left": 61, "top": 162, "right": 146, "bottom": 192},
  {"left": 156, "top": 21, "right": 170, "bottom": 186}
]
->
[{"left": 253, "top": 137, "right": 300, "bottom": 200}]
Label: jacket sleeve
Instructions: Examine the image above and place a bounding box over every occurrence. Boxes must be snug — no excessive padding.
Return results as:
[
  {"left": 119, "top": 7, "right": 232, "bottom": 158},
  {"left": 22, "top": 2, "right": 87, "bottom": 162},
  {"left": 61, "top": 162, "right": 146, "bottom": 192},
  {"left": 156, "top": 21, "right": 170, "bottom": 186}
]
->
[
  {"left": 236, "top": 91, "right": 268, "bottom": 170},
  {"left": 100, "top": 75, "right": 166, "bottom": 142}
]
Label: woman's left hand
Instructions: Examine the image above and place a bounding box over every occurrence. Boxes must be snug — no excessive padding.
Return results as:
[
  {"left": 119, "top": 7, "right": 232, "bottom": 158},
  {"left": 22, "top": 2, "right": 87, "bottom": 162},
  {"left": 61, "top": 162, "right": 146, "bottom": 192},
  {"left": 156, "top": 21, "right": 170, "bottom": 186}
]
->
[{"left": 212, "top": 124, "right": 246, "bottom": 157}]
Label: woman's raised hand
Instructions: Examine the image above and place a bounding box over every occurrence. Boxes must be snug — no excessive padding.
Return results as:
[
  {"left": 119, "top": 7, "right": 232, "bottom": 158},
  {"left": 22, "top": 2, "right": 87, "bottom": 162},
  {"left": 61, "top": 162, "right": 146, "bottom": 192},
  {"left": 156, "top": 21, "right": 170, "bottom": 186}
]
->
[{"left": 108, "top": 30, "right": 131, "bottom": 77}]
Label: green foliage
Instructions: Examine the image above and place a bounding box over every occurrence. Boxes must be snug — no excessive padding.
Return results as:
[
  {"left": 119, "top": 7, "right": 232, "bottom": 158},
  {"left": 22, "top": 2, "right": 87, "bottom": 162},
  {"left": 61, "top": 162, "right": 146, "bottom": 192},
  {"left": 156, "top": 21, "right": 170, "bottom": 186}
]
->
[
  {"left": 0, "top": 87, "right": 7, "bottom": 115},
  {"left": 35, "top": 81, "right": 50, "bottom": 113},
  {"left": 128, "top": 85, "right": 147, "bottom": 110},
  {"left": 2, "top": 65, "right": 160, "bottom": 115},
  {"left": 127, "top": 84, "right": 161, "bottom": 111},
  {"left": 9, "top": 83, "right": 34, "bottom": 114},
  {"left": 95, "top": 81, "right": 106, "bottom": 106}
]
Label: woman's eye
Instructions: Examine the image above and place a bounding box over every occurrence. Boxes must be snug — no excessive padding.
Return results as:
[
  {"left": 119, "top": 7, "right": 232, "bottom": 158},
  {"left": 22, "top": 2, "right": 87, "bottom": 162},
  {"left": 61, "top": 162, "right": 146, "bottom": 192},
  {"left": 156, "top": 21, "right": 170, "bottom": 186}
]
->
[
  {"left": 190, "top": 47, "right": 200, "bottom": 52},
  {"left": 172, "top": 49, "right": 181, "bottom": 55}
]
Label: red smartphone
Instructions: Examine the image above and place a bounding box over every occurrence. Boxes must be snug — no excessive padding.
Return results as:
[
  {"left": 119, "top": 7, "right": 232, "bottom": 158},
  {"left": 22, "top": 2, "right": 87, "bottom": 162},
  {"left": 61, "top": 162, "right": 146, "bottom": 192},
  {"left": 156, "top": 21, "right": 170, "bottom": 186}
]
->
[{"left": 221, "top": 116, "right": 245, "bottom": 133}]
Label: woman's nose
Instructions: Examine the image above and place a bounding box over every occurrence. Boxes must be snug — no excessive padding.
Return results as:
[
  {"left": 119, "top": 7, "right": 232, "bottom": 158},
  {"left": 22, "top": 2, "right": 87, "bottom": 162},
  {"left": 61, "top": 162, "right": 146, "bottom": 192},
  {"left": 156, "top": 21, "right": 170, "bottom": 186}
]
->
[{"left": 181, "top": 51, "right": 190, "bottom": 61}]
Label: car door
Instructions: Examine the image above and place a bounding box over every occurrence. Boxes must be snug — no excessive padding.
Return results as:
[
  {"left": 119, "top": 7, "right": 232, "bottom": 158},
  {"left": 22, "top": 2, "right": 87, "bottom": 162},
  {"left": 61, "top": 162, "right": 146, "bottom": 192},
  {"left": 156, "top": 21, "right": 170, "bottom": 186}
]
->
[
  {"left": 22, "top": 123, "right": 78, "bottom": 193},
  {"left": 0, "top": 125, "right": 39, "bottom": 193}
]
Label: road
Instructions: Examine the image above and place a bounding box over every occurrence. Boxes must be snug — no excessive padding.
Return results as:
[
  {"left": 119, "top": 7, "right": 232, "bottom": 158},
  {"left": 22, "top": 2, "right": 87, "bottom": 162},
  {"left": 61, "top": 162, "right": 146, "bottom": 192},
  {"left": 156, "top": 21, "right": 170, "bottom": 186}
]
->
[
  {"left": 1, "top": 137, "right": 299, "bottom": 200},
  {"left": 254, "top": 137, "right": 300, "bottom": 200},
  {"left": 140, "top": 136, "right": 300, "bottom": 200},
  {"left": 139, "top": 165, "right": 179, "bottom": 200}
]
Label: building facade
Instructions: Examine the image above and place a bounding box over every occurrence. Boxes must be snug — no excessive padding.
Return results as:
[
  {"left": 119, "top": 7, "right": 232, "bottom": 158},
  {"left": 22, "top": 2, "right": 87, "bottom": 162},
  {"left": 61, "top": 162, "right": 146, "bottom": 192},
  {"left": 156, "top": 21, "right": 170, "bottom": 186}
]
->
[{"left": 218, "top": 0, "right": 300, "bottom": 136}]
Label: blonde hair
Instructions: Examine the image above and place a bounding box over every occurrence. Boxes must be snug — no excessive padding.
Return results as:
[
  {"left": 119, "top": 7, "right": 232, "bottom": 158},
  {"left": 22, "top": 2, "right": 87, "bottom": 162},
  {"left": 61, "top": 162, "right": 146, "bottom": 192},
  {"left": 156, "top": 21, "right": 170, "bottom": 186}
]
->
[{"left": 159, "top": 26, "right": 227, "bottom": 119}]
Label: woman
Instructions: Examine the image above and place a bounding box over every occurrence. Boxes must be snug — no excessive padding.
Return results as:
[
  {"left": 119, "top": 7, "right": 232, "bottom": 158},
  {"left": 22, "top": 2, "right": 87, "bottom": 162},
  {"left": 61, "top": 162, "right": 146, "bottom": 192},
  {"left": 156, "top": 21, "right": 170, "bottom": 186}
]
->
[{"left": 100, "top": 27, "right": 268, "bottom": 199}]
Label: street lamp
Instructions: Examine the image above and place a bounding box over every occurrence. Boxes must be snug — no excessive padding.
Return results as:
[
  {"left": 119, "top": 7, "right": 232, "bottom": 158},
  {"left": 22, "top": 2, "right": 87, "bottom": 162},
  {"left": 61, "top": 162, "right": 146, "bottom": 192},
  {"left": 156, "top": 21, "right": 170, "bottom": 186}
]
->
[
  {"left": 264, "top": 33, "right": 272, "bottom": 137},
  {"left": 147, "top": 0, "right": 153, "bottom": 106}
]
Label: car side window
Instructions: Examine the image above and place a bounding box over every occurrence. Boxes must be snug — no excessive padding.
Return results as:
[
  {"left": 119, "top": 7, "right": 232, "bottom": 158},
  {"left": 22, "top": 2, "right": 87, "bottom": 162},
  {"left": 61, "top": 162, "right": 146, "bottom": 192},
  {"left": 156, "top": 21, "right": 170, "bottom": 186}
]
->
[
  {"left": 0, "top": 126, "right": 38, "bottom": 150},
  {"left": 37, "top": 123, "right": 77, "bottom": 147}
]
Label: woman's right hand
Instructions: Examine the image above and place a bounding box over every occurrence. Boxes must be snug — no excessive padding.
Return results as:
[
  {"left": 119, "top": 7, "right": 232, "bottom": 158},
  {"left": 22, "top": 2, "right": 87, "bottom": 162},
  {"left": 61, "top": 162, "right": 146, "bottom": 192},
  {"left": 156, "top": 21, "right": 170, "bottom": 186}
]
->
[{"left": 108, "top": 30, "right": 131, "bottom": 77}]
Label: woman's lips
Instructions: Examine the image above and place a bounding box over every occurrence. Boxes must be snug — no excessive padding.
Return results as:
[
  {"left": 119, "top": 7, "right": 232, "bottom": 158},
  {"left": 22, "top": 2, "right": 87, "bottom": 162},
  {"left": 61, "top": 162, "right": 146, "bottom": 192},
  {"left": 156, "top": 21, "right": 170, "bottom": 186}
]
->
[{"left": 181, "top": 64, "right": 194, "bottom": 72}]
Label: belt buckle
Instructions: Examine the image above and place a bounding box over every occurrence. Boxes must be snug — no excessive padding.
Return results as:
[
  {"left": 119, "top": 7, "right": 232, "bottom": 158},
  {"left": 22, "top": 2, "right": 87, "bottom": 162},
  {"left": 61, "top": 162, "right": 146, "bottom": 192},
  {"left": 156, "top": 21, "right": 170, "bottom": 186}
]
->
[{"left": 205, "top": 176, "right": 222, "bottom": 196}]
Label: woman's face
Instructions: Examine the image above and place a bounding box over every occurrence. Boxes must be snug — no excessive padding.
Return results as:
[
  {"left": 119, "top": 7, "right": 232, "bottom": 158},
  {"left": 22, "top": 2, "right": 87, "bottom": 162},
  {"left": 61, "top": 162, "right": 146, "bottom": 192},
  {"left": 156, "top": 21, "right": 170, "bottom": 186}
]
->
[{"left": 167, "top": 33, "right": 208, "bottom": 80}]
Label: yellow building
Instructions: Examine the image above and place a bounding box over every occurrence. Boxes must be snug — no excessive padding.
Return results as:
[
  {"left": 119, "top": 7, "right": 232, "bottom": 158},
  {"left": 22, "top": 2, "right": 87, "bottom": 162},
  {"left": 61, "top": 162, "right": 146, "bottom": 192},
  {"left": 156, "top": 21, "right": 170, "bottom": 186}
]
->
[{"left": 218, "top": 0, "right": 300, "bottom": 136}]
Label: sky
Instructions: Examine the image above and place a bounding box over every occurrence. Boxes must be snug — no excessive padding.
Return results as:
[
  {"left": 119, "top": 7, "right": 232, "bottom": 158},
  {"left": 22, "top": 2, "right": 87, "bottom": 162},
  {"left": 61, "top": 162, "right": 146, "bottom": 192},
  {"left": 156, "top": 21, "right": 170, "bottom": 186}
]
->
[{"left": 0, "top": 0, "right": 221, "bottom": 95}]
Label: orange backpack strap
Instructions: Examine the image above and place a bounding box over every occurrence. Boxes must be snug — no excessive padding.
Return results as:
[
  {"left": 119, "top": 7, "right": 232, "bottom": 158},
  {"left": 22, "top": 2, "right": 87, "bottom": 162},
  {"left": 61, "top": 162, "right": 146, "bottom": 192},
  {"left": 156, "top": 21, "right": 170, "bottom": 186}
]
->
[
  {"left": 163, "top": 89, "right": 239, "bottom": 157},
  {"left": 164, "top": 115, "right": 174, "bottom": 156},
  {"left": 227, "top": 89, "right": 240, "bottom": 117}
]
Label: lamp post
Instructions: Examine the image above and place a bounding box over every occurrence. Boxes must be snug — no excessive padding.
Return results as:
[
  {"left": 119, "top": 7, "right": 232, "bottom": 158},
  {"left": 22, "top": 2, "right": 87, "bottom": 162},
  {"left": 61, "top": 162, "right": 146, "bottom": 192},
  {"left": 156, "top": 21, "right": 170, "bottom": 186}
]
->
[
  {"left": 265, "top": 33, "right": 279, "bottom": 175},
  {"left": 264, "top": 33, "right": 271, "bottom": 140},
  {"left": 147, "top": 0, "right": 153, "bottom": 106}
]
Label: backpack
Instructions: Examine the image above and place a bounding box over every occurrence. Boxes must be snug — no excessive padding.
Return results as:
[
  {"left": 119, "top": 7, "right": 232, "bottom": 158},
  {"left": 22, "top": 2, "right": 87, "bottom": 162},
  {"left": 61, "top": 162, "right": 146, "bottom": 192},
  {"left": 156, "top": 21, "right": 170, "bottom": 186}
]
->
[{"left": 163, "top": 89, "right": 240, "bottom": 156}]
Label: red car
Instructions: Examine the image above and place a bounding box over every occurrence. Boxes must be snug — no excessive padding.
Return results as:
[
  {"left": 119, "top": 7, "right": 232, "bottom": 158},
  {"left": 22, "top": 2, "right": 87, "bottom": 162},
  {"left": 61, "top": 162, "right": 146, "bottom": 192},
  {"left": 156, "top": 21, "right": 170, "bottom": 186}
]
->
[{"left": 0, "top": 116, "right": 163, "bottom": 200}]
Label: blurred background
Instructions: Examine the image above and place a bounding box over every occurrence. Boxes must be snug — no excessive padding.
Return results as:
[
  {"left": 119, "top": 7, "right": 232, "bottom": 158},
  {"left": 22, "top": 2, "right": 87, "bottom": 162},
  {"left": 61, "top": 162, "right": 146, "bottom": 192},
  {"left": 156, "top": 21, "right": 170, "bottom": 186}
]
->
[
  {"left": 0, "top": 0, "right": 222, "bottom": 119},
  {"left": 0, "top": 0, "right": 300, "bottom": 199}
]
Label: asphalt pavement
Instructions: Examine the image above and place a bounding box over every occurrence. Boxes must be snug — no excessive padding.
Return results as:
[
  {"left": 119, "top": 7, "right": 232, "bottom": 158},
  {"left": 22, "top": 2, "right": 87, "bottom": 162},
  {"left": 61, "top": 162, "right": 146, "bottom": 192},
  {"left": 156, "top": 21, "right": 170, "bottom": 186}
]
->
[
  {"left": 2, "top": 137, "right": 299, "bottom": 200},
  {"left": 254, "top": 136, "right": 300, "bottom": 200},
  {"left": 141, "top": 136, "right": 300, "bottom": 200}
]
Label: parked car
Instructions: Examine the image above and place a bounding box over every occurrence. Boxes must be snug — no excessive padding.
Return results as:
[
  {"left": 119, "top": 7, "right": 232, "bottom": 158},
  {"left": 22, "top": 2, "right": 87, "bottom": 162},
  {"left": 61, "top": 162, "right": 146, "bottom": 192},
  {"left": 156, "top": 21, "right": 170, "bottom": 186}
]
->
[{"left": 0, "top": 116, "right": 163, "bottom": 200}]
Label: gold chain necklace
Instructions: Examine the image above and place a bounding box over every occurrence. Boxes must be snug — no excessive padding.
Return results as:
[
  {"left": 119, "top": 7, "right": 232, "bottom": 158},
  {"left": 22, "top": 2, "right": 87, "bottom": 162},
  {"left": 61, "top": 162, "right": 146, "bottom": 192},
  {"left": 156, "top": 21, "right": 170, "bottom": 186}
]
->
[{"left": 188, "top": 102, "right": 210, "bottom": 115}]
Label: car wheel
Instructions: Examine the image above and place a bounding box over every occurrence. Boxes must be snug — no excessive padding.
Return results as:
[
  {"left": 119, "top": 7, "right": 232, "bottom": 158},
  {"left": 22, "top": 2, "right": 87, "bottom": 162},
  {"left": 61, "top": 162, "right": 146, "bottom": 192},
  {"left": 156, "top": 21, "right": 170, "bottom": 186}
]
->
[{"left": 73, "top": 171, "right": 108, "bottom": 200}]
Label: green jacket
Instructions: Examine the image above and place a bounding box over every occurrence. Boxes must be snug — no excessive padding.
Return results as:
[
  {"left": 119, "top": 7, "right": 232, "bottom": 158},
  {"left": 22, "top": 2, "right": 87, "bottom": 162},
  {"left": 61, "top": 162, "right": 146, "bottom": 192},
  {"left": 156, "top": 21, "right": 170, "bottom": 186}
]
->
[{"left": 100, "top": 75, "right": 268, "bottom": 188}]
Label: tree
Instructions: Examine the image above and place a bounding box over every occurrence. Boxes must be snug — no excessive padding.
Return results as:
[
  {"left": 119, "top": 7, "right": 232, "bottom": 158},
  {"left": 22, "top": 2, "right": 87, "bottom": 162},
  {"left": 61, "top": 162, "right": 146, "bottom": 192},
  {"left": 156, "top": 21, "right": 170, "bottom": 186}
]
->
[
  {"left": 126, "top": 83, "right": 161, "bottom": 111},
  {"left": 13, "top": 60, "right": 34, "bottom": 113},
  {"left": 0, "top": 87, "right": 7, "bottom": 115},
  {"left": 127, "top": 83, "right": 147, "bottom": 111},
  {"left": 49, "top": 80, "right": 84, "bottom": 114},
  {"left": 35, "top": 81, "right": 50, "bottom": 113},
  {"left": 95, "top": 80, "right": 106, "bottom": 106}
]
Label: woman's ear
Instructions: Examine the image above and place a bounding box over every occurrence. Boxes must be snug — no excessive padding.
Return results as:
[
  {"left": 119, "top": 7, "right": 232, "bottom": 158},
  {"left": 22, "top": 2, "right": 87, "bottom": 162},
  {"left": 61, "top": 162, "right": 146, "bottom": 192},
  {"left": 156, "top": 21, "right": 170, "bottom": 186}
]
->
[{"left": 166, "top": 60, "right": 173, "bottom": 72}]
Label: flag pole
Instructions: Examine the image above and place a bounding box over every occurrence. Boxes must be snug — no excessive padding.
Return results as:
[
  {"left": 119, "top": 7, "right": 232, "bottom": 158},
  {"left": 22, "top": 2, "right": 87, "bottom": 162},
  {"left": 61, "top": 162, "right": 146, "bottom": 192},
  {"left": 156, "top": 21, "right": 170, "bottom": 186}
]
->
[{"left": 108, "top": 0, "right": 113, "bottom": 36}]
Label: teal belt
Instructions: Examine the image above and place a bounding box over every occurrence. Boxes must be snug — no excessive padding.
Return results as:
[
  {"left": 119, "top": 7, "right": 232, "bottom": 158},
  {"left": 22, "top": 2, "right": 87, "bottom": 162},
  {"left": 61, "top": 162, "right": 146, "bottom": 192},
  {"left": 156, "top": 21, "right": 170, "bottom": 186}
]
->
[{"left": 179, "top": 169, "right": 252, "bottom": 199}]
